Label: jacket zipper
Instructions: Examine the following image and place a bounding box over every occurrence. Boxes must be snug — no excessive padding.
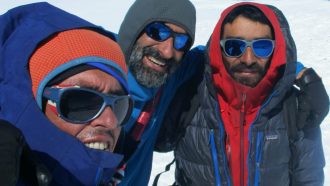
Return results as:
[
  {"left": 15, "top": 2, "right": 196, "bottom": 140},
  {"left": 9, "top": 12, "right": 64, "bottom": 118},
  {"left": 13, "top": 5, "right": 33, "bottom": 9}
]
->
[
  {"left": 240, "top": 93, "right": 247, "bottom": 186},
  {"left": 247, "top": 91, "right": 278, "bottom": 186},
  {"left": 254, "top": 132, "right": 264, "bottom": 186},
  {"left": 209, "top": 102, "right": 232, "bottom": 186},
  {"left": 210, "top": 129, "right": 221, "bottom": 186},
  {"left": 95, "top": 167, "right": 103, "bottom": 186}
]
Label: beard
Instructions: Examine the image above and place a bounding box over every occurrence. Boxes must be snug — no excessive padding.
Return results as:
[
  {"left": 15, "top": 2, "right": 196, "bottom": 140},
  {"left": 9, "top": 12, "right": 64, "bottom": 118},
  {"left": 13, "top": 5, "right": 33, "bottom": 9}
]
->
[
  {"left": 225, "top": 62, "right": 267, "bottom": 87},
  {"left": 128, "top": 45, "right": 180, "bottom": 88}
]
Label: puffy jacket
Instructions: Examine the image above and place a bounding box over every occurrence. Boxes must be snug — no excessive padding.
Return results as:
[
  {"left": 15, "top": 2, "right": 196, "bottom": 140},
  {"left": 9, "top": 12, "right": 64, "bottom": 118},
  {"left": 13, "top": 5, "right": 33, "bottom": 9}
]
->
[
  {"left": 0, "top": 3, "right": 124, "bottom": 185},
  {"left": 156, "top": 2, "right": 325, "bottom": 186}
]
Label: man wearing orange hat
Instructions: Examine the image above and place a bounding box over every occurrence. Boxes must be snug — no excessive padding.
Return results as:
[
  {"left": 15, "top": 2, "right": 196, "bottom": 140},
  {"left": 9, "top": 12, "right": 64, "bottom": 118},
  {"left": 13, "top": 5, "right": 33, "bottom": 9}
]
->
[{"left": 0, "top": 3, "right": 132, "bottom": 185}]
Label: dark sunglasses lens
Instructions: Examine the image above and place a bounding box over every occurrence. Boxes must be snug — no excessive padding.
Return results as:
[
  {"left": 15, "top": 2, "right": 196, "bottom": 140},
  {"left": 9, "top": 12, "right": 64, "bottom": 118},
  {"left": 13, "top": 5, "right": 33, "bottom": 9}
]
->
[
  {"left": 146, "top": 23, "right": 171, "bottom": 41},
  {"left": 60, "top": 89, "right": 103, "bottom": 122},
  {"left": 112, "top": 97, "right": 130, "bottom": 124},
  {"left": 224, "top": 40, "right": 246, "bottom": 57},
  {"left": 252, "top": 40, "right": 274, "bottom": 57},
  {"left": 174, "top": 34, "right": 189, "bottom": 50}
]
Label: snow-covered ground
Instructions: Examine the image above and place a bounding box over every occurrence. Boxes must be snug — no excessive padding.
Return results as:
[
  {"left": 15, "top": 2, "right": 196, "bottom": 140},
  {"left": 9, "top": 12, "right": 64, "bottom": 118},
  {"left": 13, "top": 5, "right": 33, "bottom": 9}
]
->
[{"left": 1, "top": 1, "right": 329, "bottom": 185}]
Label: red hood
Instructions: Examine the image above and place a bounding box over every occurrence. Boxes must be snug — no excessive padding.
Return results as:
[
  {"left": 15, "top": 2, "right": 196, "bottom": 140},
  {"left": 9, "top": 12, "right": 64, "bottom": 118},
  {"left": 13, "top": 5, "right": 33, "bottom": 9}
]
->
[{"left": 209, "top": 2, "right": 287, "bottom": 112}]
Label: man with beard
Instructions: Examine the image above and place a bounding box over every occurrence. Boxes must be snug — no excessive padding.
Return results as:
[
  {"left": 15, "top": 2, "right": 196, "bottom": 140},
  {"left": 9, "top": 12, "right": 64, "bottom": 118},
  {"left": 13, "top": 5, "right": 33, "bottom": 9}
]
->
[
  {"left": 117, "top": 0, "right": 198, "bottom": 185},
  {"left": 155, "top": 2, "right": 328, "bottom": 186},
  {"left": 0, "top": 3, "right": 133, "bottom": 185}
]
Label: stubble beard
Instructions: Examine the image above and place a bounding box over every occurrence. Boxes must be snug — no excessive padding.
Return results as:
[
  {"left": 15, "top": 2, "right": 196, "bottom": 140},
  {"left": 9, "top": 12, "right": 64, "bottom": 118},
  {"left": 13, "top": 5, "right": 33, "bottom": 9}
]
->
[{"left": 224, "top": 61, "right": 267, "bottom": 87}]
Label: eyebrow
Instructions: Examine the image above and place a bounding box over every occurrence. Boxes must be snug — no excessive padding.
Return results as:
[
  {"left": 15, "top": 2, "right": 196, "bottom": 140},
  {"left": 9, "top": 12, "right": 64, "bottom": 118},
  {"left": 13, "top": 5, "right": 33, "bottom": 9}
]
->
[
  {"left": 70, "top": 77, "right": 127, "bottom": 95},
  {"left": 79, "top": 84, "right": 126, "bottom": 96},
  {"left": 109, "top": 88, "right": 126, "bottom": 96}
]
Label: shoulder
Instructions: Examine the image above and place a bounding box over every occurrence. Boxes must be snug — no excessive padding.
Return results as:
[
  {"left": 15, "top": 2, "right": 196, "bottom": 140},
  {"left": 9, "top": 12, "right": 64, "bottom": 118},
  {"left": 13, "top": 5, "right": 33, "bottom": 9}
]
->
[
  {"left": 180, "top": 45, "right": 206, "bottom": 71},
  {"left": 185, "top": 45, "right": 206, "bottom": 58}
]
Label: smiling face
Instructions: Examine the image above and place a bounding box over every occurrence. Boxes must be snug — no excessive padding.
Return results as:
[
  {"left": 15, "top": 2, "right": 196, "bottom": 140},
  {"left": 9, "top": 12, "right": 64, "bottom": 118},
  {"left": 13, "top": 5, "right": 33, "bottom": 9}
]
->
[
  {"left": 44, "top": 69, "right": 125, "bottom": 152},
  {"left": 222, "top": 16, "right": 273, "bottom": 87},
  {"left": 128, "top": 23, "right": 187, "bottom": 88}
]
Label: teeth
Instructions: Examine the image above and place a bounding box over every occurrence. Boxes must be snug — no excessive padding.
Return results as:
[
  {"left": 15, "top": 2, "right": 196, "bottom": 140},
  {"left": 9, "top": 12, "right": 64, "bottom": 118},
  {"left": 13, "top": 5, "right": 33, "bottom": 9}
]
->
[
  {"left": 84, "top": 142, "right": 109, "bottom": 151},
  {"left": 148, "top": 56, "right": 165, "bottom": 66}
]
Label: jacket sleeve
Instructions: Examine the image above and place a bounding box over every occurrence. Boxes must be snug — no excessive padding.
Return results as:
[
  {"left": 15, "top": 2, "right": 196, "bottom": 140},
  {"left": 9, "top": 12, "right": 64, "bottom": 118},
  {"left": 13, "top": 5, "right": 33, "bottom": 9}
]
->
[
  {"left": 154, "top": 82, "right": 189, "bottom": 152},
  {"left": 291, "top": 126, "right": 325, "bottom": 186},
  {"left": 155, "top": 49, "right": 205, "bottom": 152},
  {"left": 0, "top": 120, "right": 26, "bottom": 185}
]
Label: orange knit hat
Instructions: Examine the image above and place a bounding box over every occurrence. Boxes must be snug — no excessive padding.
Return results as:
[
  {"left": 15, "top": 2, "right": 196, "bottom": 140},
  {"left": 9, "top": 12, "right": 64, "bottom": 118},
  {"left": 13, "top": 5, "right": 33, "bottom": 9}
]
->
[{"left": 29, "top": 29, "right": 128, "bottom": 107}]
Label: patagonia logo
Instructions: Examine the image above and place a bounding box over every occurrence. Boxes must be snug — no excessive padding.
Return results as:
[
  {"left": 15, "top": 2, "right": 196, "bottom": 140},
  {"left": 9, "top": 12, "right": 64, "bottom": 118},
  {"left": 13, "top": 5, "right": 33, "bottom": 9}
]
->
[{"left": 265, "top": 134, "right": 279, "bottom": 140}]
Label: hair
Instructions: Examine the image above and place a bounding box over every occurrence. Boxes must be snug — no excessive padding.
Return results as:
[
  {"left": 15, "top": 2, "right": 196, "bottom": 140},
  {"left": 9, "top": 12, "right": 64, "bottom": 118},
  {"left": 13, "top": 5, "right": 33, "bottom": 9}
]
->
[{"left": 221, "top": 5, "right": 274, "bottom": 39}]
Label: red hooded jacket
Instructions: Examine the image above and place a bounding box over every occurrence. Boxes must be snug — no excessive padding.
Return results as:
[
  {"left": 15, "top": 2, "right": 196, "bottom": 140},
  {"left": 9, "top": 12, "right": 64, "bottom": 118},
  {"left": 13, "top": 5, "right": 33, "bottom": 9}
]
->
[{"left": 209, "top": 2, "right": 286, "bottom": 186}]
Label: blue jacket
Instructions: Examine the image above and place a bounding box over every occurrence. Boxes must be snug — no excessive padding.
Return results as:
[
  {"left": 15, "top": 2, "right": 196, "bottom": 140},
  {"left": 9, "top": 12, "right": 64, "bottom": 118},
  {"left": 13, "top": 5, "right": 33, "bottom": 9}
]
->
[
  {"left": 0, "top": 3, "right": 123, "bottom": 185},
  {"left": 121, "top": 49, "right": 202, "bottom": 185}
]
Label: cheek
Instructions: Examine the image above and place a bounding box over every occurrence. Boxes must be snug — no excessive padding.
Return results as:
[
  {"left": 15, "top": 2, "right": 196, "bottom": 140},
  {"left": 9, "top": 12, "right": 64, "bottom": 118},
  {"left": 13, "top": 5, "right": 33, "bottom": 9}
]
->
[
  {"left": 111, "top": 127, "right": 122, "bottom": 151},
  {"left": 174, "top": 51, "right": 184, "bottom": 62},
  {"left": 55, "top": 123, "right": 84, "bottom": 137},
  {"left": 259, "top": 58, "right": 270, "bottom": 69},
  {"left": 223, "top": 56, "right": 238, "bottom": 69},
  {"left": 45, "top": 104, "right": 84, "bottom": 137},
  {"left": 113, "top": 127, "right": 121, "bottom": 141}
]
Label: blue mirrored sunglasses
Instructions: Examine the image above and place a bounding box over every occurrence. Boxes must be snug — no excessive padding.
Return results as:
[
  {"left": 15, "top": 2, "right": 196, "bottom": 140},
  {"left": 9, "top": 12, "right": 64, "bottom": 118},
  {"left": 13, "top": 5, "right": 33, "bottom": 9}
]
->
[
  {"left": 145, "top": 22, "right": 191, "bottom": 51},
  {"left": 220, "top": 39, "right": 275, "bottom": 58},
  {"left": 43, "top": 87, "right": 133, "bottom": 125}
]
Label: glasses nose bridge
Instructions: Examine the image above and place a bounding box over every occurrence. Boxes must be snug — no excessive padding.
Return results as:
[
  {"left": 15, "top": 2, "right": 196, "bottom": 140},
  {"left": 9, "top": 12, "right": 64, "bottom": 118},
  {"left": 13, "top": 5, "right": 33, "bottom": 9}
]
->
[
  {"left": 244, "top": 40, "right": 254, "bottom": 49},
  {"left": 243, "top": 40, "right": 257, "bottom": 56},
  {"left": 103, "top": 96, "right": 115, "bottom": 109}
]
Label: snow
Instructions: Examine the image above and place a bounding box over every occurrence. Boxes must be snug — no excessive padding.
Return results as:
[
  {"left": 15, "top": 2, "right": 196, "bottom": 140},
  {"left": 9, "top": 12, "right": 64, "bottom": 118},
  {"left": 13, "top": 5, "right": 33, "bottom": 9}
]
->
[{"left": 1, "top": 0, "right": 329, "bottom": 185}]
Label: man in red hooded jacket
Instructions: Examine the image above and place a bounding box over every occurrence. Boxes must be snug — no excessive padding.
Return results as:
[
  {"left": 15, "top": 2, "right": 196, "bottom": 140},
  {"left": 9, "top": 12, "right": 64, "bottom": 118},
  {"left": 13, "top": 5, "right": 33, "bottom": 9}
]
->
[{"left": 155, "top": 2, "right": 328, "bottom": 186}]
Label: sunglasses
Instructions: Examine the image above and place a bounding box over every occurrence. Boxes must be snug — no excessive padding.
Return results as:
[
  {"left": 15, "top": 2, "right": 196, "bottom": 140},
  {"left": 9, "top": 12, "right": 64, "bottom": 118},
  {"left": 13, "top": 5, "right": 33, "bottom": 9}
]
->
[
  {"left": 220, "top": 39, "right": 275, "bottom": 58},
  {"left": 145, "top": 22, "right": 191, "bottom": 51},
  {"left": 43, "top": 87, "right": 133, "bottom": 125}
]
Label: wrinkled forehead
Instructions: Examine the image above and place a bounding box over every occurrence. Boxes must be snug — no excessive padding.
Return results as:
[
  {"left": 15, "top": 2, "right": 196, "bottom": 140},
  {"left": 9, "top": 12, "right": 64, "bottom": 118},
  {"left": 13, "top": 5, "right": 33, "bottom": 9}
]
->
[{"left": 222, "top": 16, "right": 273, "bottom": 40}]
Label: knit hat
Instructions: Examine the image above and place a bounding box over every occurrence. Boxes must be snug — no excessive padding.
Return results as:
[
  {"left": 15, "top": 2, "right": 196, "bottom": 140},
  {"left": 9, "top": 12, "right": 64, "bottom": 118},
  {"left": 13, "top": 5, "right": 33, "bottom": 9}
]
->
[
  {"left": 118, "top": 0, "right": 196, "bottom": 62},
  {"left": 29, "top": 29, "right": 128, "bottom": 108}
]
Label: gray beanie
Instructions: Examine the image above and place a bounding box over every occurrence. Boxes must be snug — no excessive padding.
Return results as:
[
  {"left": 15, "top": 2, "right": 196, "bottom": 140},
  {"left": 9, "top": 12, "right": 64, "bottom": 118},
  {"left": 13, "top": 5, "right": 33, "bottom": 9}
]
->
[{"left": 118, "top": 0, "right": 196, "bottom": 62}]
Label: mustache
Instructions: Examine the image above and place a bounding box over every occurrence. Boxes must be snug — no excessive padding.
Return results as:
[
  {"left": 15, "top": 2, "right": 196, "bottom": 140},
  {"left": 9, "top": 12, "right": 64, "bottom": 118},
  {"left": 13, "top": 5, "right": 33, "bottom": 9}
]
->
[
  {"left": 77, "top": 128, "right": 116, "bottom": 140},
  {"left": 142, "top": 46, "right": 176, "bottom": 66},
  {"left": 230, "top": 63, "right": 264, "bottom": 74}
]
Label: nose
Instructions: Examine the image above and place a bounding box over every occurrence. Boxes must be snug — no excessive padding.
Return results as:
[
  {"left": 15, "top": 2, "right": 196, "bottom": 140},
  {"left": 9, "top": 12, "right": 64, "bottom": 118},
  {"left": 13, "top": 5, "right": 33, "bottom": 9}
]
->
[
  {"left": 89, "top": 106, "right": 118, "bottom": 130},
  {"left": 240, "top": 47, "right": 256, "bottom": 66},
  {"left": 157, "top": 37, "right": 175, "bottom": 59}
]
